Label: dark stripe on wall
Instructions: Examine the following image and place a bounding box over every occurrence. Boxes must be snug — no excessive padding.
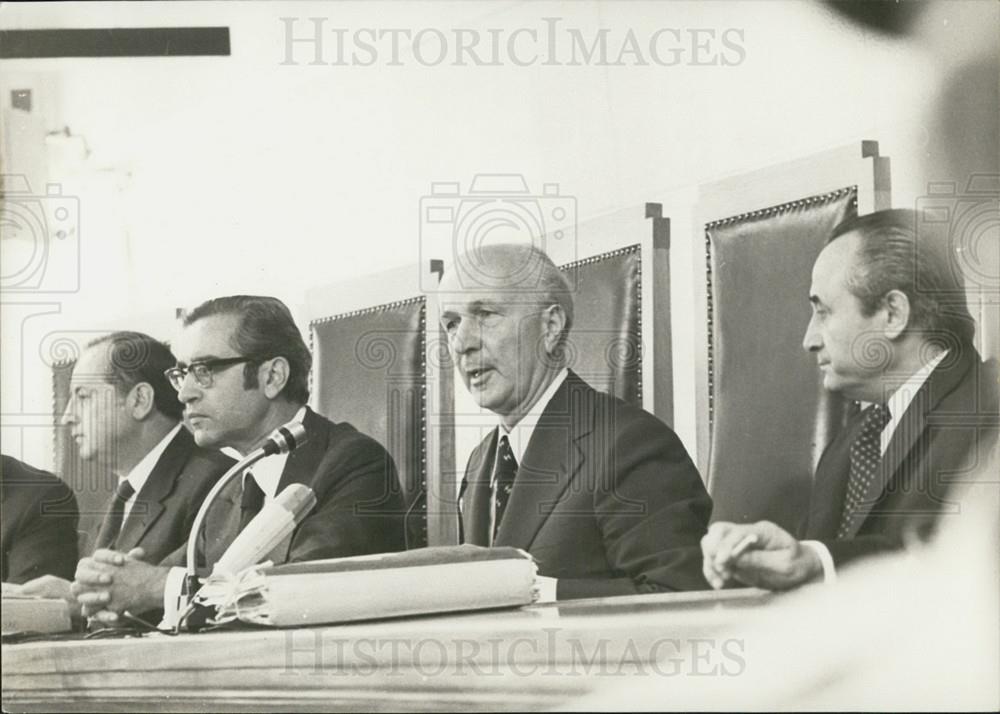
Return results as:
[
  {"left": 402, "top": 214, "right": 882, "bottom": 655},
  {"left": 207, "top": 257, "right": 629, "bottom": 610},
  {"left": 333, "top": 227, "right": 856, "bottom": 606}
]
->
[{"left": 0, "top": 27, "right": 231, "bottom": 58}]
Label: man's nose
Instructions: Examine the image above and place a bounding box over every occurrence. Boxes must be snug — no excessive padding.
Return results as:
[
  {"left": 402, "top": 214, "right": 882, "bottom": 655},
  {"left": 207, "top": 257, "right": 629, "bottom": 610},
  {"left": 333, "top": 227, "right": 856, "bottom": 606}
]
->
[
  {"left": 451, "top": 318, "right": 480, "bottom": 354},
  {"left": 60, "top": 403, "right": 76, "bottom": 426},
  {"left": 802, "top": 314, "right": 821, "bottom": 353},
  {"left": 176, "top": 373, "right": 200, "bottom": 403}
]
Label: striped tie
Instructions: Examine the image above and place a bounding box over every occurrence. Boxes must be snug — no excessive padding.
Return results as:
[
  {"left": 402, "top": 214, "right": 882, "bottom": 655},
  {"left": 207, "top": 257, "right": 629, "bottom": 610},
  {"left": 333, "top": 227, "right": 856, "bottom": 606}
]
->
[{"left": 492, "top": 435, "right": 518, "bottom": 541}]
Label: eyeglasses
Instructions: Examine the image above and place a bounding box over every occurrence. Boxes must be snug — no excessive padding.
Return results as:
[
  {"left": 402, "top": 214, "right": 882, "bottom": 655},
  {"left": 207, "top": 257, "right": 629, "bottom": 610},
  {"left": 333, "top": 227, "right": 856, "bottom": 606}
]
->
[{"left": 164, "top": 357, "right": 257, "bottom": 391}]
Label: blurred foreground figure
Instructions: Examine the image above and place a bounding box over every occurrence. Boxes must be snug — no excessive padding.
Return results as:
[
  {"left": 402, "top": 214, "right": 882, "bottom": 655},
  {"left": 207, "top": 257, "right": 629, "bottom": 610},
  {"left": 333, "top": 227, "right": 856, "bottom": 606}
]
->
[{"left": 573, "top": 454, "right": 999, "bottom": 710}]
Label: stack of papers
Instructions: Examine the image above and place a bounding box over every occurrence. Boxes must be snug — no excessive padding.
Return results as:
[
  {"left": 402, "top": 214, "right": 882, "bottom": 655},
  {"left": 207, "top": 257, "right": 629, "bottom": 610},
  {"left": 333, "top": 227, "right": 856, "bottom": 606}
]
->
[
  {"left": 2, "top": 584, "right": 72, "bottom": 636},
  {"left": 196, "top": 545, "right": 539, "bottom": 628}
]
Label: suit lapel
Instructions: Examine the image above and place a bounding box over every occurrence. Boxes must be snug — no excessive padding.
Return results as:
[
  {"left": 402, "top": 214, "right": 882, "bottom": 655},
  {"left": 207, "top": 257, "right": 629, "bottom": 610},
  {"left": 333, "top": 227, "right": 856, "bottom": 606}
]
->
[
  {"left": 807, "top": 409, "right": 860, "bottom": 539},
  {"left": 203, "top": 477, "right": 242, "bottom": 567},
  {"left": 460, "top": 430, "right": 498, "bottom": 547},
  {"left": 199, "top": 410, "right": 323, "bottom": 569},
  {"left": 111, "top": 429, "right": 191, "bottom": 552},
  {"left": 275, "top": 407, "right": 330, "bottom": 493},
  {"left": 494, "top": 372, "right": 590, "bottom": 550},
  {"left": 268, "top": 407, "right": 329, "bottom": 562},
  {"left": 93, "top": 488, "right": 121, "bottom": 551},
  {"left": 846, "top": 349, "right": 976, "bottom": 538}
]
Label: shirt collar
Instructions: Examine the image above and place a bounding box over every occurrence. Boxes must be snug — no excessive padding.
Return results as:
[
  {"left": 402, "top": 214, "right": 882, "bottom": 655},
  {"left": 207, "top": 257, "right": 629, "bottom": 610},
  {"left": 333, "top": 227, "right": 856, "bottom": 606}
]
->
[
  {"left": 880, "top": 349, "right": 948, "bottom": 455},
  {"left": 497, "top": 368, "right": 569, "bottom": 466},
  {"left": 886, "top": 349, "right": 947, "bottom": 420},
  {"left": 122, "top": 422, "right": 183, "bottom": 495},
  {"left": 224, "top": 406, "right": 308, "bottom": 500}
]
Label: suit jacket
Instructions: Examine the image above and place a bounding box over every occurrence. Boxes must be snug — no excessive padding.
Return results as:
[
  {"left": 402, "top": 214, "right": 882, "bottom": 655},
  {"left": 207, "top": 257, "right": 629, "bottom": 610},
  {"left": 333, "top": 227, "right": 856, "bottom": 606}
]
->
[
  {"left": 461, "top": 371, "right": 713, "bottom": 599},
  {"left": 1, "top": 455, "right": 79, "bottom": 584},
  {"left": 92, "top": 427, "right": 234, "bottom": 565},
  {"left": 807, "top": 346, "right": 999, "bottom": 566},
  {"left": 163, "top": 407, "right": 405, "bottom": 573}
]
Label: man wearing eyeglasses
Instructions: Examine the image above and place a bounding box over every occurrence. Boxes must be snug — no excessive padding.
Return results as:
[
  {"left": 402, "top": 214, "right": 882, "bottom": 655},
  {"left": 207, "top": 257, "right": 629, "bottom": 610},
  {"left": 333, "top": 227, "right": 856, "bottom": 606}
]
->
[
  {"left": 72, "top": 296, "right": 406, "bottom": 625},
  {"left": 17, "top": 332, "right": 233, "bottom": 615}
]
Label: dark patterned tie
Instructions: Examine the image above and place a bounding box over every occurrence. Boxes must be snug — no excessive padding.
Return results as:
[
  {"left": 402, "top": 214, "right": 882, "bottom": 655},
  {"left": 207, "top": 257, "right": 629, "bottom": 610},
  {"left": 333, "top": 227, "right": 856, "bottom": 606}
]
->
[
  {"left": 492, "top": 435, "right": 518, "bottom": 541},
  {"left": 102, "top": 479, "right": 136, "bottom": 548},
  {"left": 837, "top": 403, "right": 891, "bottom": 539},
  {"left": 239, "top": 471, "right": 266, "bottom": 533}
]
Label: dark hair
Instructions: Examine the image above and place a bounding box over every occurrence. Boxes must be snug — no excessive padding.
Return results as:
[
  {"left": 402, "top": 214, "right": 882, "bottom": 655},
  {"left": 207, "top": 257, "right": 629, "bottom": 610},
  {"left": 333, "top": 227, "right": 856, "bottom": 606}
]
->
[
  {"left": 182, "top": 295, "right": 311, "bottom": 404},
  {"left": 86, "top": 332, "right": 183, "bottom": 420},
  {"left": 829, "top": 208, "right": 976, "bottom": 347}
]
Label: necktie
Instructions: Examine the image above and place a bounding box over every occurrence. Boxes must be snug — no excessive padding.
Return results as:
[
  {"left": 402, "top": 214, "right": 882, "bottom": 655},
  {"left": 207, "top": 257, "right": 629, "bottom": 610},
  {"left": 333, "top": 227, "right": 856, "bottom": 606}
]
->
[
  {"left": 493, "top": 435, "right": 518, "bottom": 541},
  {"left": 239, "top": 471, "right": 266, "bottom": 533},
  {"left": 102, "top": 480, "right": 136, "bottom": 548},
  {"left": 837, "top": 403, "right": 891, "bottom": 539}
]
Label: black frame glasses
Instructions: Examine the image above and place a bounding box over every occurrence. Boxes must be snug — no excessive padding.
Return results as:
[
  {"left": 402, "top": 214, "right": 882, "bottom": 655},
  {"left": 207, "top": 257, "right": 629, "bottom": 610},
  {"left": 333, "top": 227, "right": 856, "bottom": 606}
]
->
[{"left": 164, "top": 356, "right": 257, "bottom": 391}]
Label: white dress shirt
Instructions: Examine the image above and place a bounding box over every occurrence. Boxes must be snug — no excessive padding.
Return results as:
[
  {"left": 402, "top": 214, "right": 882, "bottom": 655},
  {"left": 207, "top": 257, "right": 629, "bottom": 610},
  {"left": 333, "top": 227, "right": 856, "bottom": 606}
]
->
[
  {"left": 803, "top": 350, "right": 949, "bottom": 583},
  {"left": 119, "top": 423, "right": 183, "bottom": 523},
  {"left": 486, "top": 368, "right": 568, "bottom": 602},
  {"left": 488, "top": 368, "right": 568, "bottom": 542}
]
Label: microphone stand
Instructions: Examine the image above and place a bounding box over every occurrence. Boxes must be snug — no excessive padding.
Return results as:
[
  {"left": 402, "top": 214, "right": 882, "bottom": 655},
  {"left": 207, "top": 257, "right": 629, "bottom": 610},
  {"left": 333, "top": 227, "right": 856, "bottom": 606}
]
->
[
  {"left": 174, "top": 447, "right": 269, "bottom": 632},
  {"left": 174, "top": 420, "right": 307, "bottom": 633}
]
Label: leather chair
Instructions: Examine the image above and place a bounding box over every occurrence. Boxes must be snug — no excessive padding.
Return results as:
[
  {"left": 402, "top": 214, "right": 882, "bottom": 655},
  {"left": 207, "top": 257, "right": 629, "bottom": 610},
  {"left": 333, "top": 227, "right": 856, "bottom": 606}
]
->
[
  {"left": 705, "top": 187, "right": 857, "bottom": 534},
  {"left": 311, "top": 297, "right": 428, "bottom": 548}
]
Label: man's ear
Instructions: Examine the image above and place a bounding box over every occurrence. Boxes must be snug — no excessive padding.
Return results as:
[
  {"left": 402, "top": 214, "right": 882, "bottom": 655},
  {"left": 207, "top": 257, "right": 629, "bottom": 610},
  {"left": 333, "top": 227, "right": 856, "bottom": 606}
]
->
[
  {"left": 883, "top": 289, "right": 911, "bottom": 340},
  {"left": 261, "top": 357, "right": 291, "bottom": 399},
  {"left": 541, "top": 304, "right": 568, "bottom": 356},
  {"left": 127, "top": 382, "right": 156, "bottom": 420}
]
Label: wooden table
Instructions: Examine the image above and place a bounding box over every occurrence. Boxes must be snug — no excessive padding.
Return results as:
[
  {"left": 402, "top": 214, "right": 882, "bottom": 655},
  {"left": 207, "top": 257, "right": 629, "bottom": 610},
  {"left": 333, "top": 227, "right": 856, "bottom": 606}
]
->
[{"left": 2, "top": 589, "right": 775, "bottom": 712}]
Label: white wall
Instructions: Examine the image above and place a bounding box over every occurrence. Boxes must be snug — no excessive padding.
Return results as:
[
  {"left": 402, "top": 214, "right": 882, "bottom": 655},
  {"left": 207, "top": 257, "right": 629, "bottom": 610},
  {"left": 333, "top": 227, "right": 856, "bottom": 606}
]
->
[{"left": 0, "top": 0, "right": 948, "bottom": 468}]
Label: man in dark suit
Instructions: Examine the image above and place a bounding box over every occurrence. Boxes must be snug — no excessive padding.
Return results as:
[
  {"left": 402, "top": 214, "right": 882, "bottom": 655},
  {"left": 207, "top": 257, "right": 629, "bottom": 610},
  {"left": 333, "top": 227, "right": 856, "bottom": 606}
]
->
[
  {"left": 703, "top": 209, "right": 999, "bottom": 590},
  {"left": 17, "top": 332, "right": 232, "bottom": 605},
  {"left": 439, "top": 244, "right": 712, "bottom": 600},
  {"left": 1, "top": 455, "right": 78, "bottom": 584},
  {"left": 73, "top": 296, "right": 404, "bottom": 624}
]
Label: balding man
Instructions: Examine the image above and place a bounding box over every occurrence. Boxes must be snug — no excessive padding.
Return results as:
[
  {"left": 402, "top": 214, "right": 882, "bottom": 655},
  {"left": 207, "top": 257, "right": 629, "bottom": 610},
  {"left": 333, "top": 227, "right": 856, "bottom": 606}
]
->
[
  {"left": 438, "top": 243, "right": 712, "bottom": 600},
  {"left": 18, "top": 332, "right": 232, "bottom": 614}
]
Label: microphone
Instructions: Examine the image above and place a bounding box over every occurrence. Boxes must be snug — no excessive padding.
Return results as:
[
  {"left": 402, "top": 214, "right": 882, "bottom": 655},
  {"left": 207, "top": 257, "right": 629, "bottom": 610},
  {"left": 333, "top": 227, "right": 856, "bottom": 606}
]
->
[
  {"left": 260, "top": 421, "right": 307, "bottom": 457},
  {"left": 211, "top": 483, "right": 316, "bottom": 576},
  {"left": 177, "top": 419, "right": 309, "bottom": 631}
]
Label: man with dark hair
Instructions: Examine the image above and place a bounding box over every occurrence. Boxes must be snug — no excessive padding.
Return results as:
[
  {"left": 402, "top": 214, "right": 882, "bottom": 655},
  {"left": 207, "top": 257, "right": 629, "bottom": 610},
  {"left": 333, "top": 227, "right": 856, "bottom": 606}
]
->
[
  {"left": 17, "top": 332, "right": 232, "bottom": 607},
  {"left": 703, "top": 209, "right": 998, "bottom": 590},
  {"left": 73, "top": 297, "right": 405, "bottom": 624},
  {"left": 1, "top": 455, "right": 78, "bottom": 584},
  {"left": 440, "top": 244, "right": 712, "bottom": 600}
]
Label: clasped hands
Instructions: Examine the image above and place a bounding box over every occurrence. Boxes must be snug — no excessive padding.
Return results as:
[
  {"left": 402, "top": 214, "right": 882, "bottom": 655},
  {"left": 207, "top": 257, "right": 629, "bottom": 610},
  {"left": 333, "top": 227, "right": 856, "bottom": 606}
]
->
[
  {"left": 69, "top": 548, "right": 169, "bottom": 624},
  {"left": 18, "top": 548, "right": 166, "bottom": 624},
  {"left": 701, "top": 520, "right": 823, "bottom": 591}
]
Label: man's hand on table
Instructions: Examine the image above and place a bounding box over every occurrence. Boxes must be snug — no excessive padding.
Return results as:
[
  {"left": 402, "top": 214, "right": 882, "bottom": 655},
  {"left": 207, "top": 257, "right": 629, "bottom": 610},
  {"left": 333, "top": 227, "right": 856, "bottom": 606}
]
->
[
  {"left": 701, "top": 520, "right": 822, "bottom": 591},
  {"left": 71, "top": 547, "right": 170, "bottom": 623}
]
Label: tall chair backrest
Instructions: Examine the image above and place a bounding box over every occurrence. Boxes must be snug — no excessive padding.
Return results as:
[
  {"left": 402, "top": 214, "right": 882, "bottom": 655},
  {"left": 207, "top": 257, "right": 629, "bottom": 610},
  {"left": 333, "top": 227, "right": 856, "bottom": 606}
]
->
[
  {"left": 694, "top": 140, "right": 892, "bottom": 534},
  {"left": 310, "top": 298, "right": 427, "bottom": 548},
  {"left": 705, "top": 189, "right": 857, "bottom": 533}
]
